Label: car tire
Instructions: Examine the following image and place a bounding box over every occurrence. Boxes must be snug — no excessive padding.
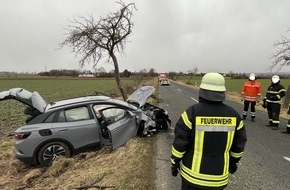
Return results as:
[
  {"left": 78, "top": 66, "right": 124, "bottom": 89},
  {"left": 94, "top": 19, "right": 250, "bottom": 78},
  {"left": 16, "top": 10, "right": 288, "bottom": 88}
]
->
[{"left": 37, "top": 141, "right": 71, "bottom": 166}]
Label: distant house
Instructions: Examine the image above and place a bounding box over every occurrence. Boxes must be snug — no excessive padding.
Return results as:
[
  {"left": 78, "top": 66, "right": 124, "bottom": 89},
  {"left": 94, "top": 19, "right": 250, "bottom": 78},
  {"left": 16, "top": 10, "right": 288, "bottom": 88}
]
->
[{"left": 78, "top": 74, "right": 94, "bottom": 78}]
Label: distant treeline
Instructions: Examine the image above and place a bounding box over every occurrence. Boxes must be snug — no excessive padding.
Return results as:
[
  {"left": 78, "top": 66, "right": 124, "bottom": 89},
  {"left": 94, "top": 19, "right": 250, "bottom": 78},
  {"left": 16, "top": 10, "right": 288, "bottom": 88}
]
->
[
  {"left": 1, "top": 69, "right": 289, "bottom": 79},
  {"left": 167, "top": 72, "right": 290, "bottom": 80},
  {"left": 37, "top": 69, "right": 132, "bottom": 77},
  {"left": 0, "top": 69, "right": 158, "bottom": 78}
]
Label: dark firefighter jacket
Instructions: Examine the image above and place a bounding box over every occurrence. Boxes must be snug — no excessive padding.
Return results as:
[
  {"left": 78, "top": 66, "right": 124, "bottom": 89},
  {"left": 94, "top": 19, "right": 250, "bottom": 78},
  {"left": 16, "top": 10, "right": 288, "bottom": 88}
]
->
[
  {"left": 171, "top": 99, "right": 247, "bottom": 189},
  {"left": 265, "top": 82, "right": 286, "bottom": 104}
]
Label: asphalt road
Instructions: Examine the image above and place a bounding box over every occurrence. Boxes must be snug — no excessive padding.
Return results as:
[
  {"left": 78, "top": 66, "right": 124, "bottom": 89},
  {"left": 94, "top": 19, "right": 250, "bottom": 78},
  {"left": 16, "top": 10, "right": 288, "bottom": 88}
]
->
[{"left": 153, "top": 81, "right": 290, "bottom": 190}]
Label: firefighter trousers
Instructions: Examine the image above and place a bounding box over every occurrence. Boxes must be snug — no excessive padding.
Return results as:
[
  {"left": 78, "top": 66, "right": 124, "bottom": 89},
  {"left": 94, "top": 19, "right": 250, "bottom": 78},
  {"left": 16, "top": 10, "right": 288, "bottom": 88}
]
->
[
  {"left": 243, "top": 100, "right": 256, "bottom": 119},
  {"left": 181, "top": 180, "right": 224, "bottom": 190},
  {"left": 266, "top": 102, "right": 281, "bottom": 126}
]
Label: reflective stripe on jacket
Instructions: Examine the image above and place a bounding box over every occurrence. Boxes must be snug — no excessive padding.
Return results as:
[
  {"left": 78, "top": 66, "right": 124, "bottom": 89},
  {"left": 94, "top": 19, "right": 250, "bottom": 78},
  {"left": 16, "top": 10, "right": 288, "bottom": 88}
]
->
[
  {"left": 265, "top": 83, "right": 286, "bottom": 104},
  {"left": 241, "top": 80, "right": 261, "bottom": 102},
  {"left": 171, "top": 100, "right": 247, "bottom": 189}
]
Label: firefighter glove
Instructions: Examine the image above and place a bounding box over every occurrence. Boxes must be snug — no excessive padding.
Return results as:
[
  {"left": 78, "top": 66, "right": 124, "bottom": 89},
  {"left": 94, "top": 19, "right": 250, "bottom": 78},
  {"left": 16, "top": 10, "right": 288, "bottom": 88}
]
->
[
  {"left": 171, "top": 162, "right": 180, "bottom": 177},
  {"left": 229, "top": 162, "right": 238, "bottom": 174},
  {"left": 171, "top": 156, "right": 181, "bottom": 177},
  {"left": 229, "top": 157, "right": 239, "bottom": 174}
]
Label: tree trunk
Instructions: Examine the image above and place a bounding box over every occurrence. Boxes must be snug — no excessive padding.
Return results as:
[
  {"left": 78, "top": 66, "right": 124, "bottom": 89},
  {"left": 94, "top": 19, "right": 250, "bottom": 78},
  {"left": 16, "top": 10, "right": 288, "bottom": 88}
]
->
[
  {"left": 283, "top": 85, "right": 290, "bottom": 109},
  {"left": 111, "top": 53, "right": 127, "bottom": 101}
]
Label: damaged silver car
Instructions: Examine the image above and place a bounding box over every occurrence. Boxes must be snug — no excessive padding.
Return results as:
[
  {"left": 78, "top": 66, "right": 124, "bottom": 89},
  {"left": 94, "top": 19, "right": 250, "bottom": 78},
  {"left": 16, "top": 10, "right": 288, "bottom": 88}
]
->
[{"left": 0, "top": 86, "right": 170, "bottom": 166}]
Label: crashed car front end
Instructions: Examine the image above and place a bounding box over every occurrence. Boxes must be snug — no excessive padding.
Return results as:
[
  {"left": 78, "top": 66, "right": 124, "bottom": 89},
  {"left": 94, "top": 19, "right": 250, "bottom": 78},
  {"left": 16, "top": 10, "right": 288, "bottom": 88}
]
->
[
  {"left": 132, "top": 109, "right": 157, "bottom": 137},
  {"left": 133, "top": 107, "right": 171, "bottom": 137},
  {"left": 141, "top": 103, "right": 171, "bottom": 131},
  {"left": 127, "top": 86, "right": 171, "bottom": 137}
]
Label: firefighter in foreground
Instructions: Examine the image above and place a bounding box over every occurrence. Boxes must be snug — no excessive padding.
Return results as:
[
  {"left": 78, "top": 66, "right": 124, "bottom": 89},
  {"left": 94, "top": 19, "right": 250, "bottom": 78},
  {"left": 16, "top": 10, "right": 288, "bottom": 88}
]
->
[
  {"left": 171, "top": 72, "right": 247, "bottom": 190},
  {"left": 262, "top": 75, "right": 286, "bottom": 130},
  {"left": 241, "top": 73, "right": 261, "bottom": 122}
]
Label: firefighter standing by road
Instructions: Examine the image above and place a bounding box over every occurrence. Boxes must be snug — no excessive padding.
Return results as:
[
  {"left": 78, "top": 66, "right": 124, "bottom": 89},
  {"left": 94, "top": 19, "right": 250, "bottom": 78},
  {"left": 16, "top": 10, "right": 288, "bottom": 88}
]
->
[
  {"left": 171, "top": 72, "right": 247, "bottom": 190},
  {"left": 262, "top": 75, "right": 286, "bottom": 130},
  {"left": 241, "top": 73, "right": 261, "bottom": 122}
]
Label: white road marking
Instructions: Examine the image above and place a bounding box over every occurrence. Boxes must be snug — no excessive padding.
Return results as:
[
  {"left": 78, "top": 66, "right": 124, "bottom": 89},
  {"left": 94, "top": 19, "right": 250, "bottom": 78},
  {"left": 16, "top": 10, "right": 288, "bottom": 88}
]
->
[
  {"left": 190, "top": 97, "right": 198, "bottom": 102},
  {"left": 284, "top": 156, "right": 290, "bottom": 162}
]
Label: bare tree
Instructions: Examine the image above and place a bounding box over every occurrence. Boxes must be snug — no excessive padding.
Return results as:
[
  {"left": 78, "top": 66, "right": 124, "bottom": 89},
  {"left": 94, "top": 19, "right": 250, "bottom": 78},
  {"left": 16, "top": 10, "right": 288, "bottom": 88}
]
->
[
  {"left": 186, "top": 66, "right": 199, "bottom": 85},
  {"left": 270, "top": 29, "right": 290, "bottom": 71},
  {"left": 148, "top": 68, "right": 156, "bottom": 77},
  {"left": 192, "top": 67, "right": 199, "bottom": 75},
  {"left": 271, "top": 29, "right": 290, "bottom": 108},
  {"left": 59, "top": 1, "right": 136, "bottom": 100}
]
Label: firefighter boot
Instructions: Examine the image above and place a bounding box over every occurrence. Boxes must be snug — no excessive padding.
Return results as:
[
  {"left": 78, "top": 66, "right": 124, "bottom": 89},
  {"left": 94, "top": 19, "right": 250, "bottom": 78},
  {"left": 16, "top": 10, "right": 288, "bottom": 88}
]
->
[
  {"left": 272, "top": 125, "right": 279, "bottom": 130},
  {"left": 251, "top": 117, "right": 255, "bottom": 122},
  {"left": 266, "top": 121, "right": 273, "bottom": 127},
  {"left": 243, "top": 115, "right": 247, "bottom": 120}
]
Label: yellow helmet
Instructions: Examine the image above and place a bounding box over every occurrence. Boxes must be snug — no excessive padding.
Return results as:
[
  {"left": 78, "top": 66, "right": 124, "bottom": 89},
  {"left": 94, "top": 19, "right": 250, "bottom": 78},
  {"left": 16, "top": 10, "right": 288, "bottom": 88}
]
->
[{"left": 200, "top": 72, "right": 226, "bottom": 92}]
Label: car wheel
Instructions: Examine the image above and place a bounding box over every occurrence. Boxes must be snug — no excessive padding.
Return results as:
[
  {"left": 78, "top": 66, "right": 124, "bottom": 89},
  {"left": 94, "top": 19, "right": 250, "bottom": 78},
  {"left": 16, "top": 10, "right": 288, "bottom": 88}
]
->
[{"left": 37, "top": 141, "right": 71, "bottom": 166}]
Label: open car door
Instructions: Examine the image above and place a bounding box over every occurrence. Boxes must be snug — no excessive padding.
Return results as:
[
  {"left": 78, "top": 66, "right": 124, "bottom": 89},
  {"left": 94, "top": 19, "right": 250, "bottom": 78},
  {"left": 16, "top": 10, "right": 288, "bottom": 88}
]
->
[{"left": 100, "top": 107, "right": 138, "bottom": 149}]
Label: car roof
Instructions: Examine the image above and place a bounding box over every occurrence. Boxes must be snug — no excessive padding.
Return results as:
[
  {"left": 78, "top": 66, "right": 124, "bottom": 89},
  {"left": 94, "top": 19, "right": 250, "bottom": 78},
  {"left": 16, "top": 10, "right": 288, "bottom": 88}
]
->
[
  {"left": 46, "top": 95, "right": 137, "bottom": 111},
  {"left": 1, "top": 86, "right": 155, "bottom": 112}
]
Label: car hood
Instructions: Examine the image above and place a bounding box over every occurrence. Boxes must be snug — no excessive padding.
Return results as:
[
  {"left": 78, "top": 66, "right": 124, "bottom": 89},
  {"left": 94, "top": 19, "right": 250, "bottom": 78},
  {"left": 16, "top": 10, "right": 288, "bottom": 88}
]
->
[
  {"left": 126, "top": 86, "right": 155, "bottom": 108},
  {"left": 0, "top": 88, "right": 47, "bottom": 113}
]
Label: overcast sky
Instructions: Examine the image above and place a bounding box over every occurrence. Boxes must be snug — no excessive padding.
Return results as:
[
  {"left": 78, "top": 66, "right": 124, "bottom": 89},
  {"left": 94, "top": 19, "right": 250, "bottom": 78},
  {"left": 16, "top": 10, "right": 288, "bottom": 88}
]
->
[{"left": 1, "top": 0, "right": 290, "bottom": 74}]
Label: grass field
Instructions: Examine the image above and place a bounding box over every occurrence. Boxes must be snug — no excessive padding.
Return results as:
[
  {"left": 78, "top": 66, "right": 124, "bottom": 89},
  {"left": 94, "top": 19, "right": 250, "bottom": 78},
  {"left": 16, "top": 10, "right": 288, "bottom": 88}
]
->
[{"left": 0, "top": 77, "right": 141, "bottom": 101}]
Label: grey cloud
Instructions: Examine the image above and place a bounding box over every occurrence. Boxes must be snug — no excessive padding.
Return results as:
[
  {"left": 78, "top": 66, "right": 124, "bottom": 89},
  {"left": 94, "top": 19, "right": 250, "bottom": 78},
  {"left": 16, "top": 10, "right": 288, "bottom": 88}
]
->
[{"left": 1, "top": 0, "right": 290, "bottom": 73}]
